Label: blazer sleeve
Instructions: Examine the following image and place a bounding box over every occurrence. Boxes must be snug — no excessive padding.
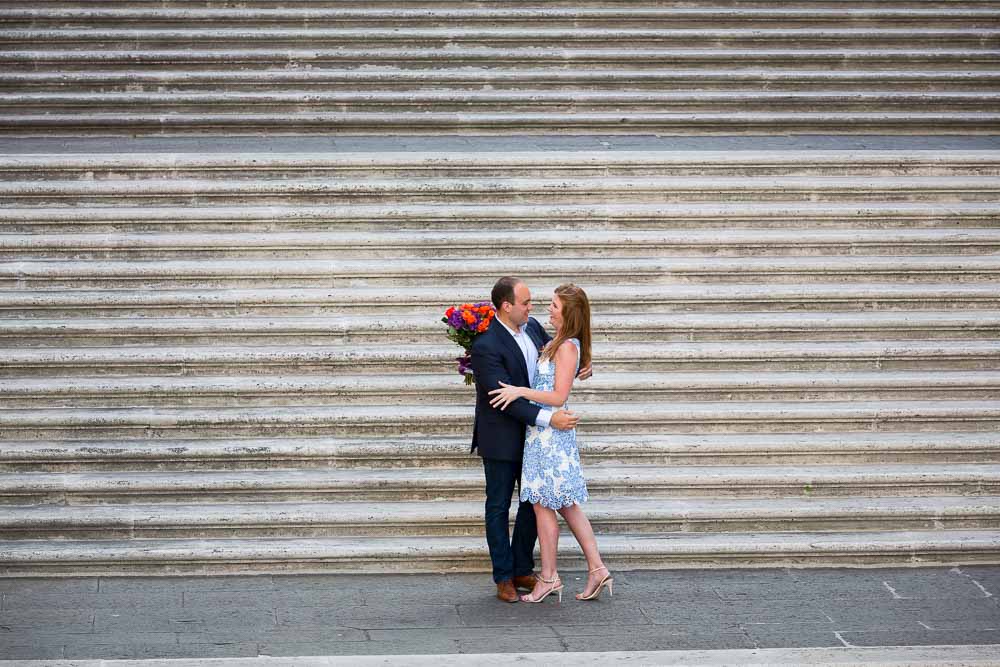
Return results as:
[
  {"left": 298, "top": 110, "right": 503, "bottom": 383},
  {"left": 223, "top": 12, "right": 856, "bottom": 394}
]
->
[{"left": 471, "top": 336, "right": 541, "bottom": 427}]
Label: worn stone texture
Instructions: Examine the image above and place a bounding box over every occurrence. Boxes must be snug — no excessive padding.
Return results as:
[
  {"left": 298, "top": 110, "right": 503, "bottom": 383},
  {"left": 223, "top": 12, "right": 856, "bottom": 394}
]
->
[{"left": 1, "top": 0, "right": 1000, "bottom": 589}]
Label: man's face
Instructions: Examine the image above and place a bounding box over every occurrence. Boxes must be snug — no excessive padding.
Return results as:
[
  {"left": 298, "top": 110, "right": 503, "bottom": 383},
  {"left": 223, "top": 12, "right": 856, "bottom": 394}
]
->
[{"left": 506, "top": 282, "right": 533, "bottom": 328}]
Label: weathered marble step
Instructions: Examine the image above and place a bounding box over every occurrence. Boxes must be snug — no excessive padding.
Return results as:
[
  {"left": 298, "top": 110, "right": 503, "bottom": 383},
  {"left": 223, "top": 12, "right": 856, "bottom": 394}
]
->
[
  {"left": 5, "top": 496, "right": 1000, "bottom": 540},
  {"left": 5, "top": 6, "right": 995, "bottom": 28},
  {"left": 5, "top": 256, "right": 999, "bottom": 288},
  {"left": 3, "top": 464, "right": 999, "bottom": 504},
  {"left": 4, "top": 529, "right": 998, "bottom": 575},
  {"left": 6, "top": 432, "right": 1000, "bottom": 472},
  {"left": 6, "top": 1, "right": 991, "bottom": 10},
  {"left": 5, "top": 91, "right": 998, "bottom": 115},
  {"left": 7, "top": 172, "right": 1000, "bottom": 196},
  {"left": 7, "top": 230, "right": 1000, "bottom": 260},
  {"left": 3, "top": 111, "right": 997, "bottom": 134},
  {"left": 3, "top": 28, "right": 995, "bottom": 47},
  {"left": 5, "top": 149, "right": 995, "bottom": 176},
  {"left": 5, "top": 341, "right": 997, "bottom": 378},
  {"left": 5, "top": 312, "right": 998, "bottom": 346},
  {"left": 5, "top": 48, "right": 996, "bottom": 71},
  {"left": 3, "top": 175, "right": 995, "bottom": 204},
  {"left": 7, "top": 201, "right": 995, "bottom": 230},
  {"left": 1, "top": 401, "right": 997, "bottom": 440},
  {"left": 3, "top": 371, "right": 999, "bottom": 408},
  {"left": 5, "top": 285, "right": 1000, "bottom": 319},
  {"left": 7, "top": 68, "right": 999, "bottom": 92}
]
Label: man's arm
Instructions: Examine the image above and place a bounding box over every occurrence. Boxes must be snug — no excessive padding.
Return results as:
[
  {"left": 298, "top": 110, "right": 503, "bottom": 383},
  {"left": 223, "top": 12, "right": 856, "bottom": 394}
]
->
[{"left": 470, "top": 339, "right": 541, "bottom": 427}]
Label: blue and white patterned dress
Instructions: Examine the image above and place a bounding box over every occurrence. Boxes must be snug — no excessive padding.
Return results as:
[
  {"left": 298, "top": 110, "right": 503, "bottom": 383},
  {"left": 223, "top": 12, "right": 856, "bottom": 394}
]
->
[{"left": 520, "top": 338, "right": 589, "bottom": 509}]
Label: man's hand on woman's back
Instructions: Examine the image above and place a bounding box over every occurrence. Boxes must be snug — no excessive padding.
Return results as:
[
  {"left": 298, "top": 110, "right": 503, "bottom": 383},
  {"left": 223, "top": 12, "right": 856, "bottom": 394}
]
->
[{"left": 550, "top": 409, "right": 580, "bottom": 430}]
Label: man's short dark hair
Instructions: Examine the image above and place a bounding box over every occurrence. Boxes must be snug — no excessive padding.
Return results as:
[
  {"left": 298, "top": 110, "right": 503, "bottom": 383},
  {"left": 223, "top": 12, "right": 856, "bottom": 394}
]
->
[{"left": 491, "top": 276, "right": 522, "bottom": 310}]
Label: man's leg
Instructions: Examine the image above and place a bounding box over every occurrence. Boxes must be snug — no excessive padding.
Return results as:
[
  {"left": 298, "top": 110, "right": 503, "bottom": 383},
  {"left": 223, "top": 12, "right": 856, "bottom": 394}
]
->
[
  {"left": 511, "top": 495, "right": 538, "bottom": 578},
  {"left": 482, "top": 457, "right": 517, "bottom": 583}
]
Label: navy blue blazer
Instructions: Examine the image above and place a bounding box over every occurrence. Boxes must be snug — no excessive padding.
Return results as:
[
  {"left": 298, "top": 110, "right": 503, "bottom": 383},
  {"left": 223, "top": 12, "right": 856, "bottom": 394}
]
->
[{"left": 470, "top": 316, "right": 552, "bottom": 461}]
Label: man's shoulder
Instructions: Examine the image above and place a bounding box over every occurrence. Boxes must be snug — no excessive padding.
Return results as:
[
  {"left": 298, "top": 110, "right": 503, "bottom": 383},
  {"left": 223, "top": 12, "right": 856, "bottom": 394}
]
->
[{"left": 471, "top": 324, "right": 497, "bottom": 351}]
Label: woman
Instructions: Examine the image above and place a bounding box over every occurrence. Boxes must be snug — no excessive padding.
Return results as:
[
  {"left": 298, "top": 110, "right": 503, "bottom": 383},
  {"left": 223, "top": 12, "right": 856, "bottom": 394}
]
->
[{"left": 489, "top": 283, "right": 613, "bottom": 603}]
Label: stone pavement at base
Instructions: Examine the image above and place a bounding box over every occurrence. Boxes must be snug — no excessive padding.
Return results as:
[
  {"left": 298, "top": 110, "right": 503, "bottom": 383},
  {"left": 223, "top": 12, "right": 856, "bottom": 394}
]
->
[{"left": 2, "top": 567, "right": 1000, "bottom": 661}]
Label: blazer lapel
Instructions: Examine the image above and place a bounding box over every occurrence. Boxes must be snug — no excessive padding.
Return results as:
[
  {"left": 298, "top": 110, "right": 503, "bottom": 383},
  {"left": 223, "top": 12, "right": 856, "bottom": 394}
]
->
[
  {"left": 491, "top": 319, "right": 529, "bottom": 383},
  {"left": 525, "top": 319, "right": 544, "bottom": 353}
]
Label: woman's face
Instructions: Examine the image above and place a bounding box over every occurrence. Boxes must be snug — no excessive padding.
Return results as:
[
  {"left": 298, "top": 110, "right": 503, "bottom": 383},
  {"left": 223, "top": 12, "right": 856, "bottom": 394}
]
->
[{"left": 548, "top": 293, "right": 563, "bottom": 330}]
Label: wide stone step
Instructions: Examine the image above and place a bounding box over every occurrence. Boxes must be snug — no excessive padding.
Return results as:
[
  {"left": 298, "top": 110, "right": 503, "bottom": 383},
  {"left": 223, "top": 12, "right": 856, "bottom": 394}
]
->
[
  {"left": 1, "top": 401, "right": 997, "bottom": 439},
  {"left": 2, "top": 530, "right": 999, "bottom": 575},
  {"left": 4, "top": 91, "right": 998, "bottom": 115},
  {"left": 3, "top": 111, "right": 997, "bottom": 134},
  {"left": 5, "top": 256, "right": 999, "bottom": 288},
  {"left": 4, "top": 341, "right": 997, "bottom": 378},
  {"left": 3, "top": 149, "right": 996, "bottom": 177},
  {"left": 5, "top": 432, "right": 1000, "bottom": 472},
  {"left": 4, "top": 496, "right": 999, "bottom": 539},
  {"left": 3, "top": 371, "right": 999, "bottom": 408},
  {"left": 3, "top": 2, "right": 991, "bottom": 14},
  {"left": 5, "top": 285, "right": 1000, "bottom": 319},
  {"left": 5, "top": 312, "right": 997, "bottom": 346},
  {"left": 7, "top": 201, "right": 995, "bottom": 230},
  {"left": 5, "top": 48, "right": 996, "bottom": 71},
  {"left": 9, "top": 230, "right": 1000, "bottom": 260},
  {"left": 2, "top": 464, "right": 998, "bottom": 504},
  {"left": 0, "top": 147, "right": 1000, "bottom": 172},
  {"left": 5, "top": 6, "right": 995, "bottom": 29},
  {"left": 0, "top": 174, "right": 1000, "bottom": 207},
  {"left": 3, "top": 27, "right": 995, "bottom": 48},
  {"left": 3, "top": 175, "right": 995, "bottom": 205},
  {"left": 7, "top": 68, "right": 1000, "bottom": 92}
]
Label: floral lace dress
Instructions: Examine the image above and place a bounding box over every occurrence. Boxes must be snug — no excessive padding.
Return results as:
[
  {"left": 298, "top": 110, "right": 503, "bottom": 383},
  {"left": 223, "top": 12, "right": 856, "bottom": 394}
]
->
[{"left": 520, "top": 338, "right": 589, "bottom": 509}]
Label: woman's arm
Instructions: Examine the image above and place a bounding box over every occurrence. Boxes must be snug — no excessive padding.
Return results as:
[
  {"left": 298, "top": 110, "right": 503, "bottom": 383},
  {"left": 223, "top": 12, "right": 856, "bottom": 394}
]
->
[
  {"left": 471, "top": 335, "right": 541, "bottom": 426},
  {"left": 489, "top": 341, "right": 577, "bottom": 410}
]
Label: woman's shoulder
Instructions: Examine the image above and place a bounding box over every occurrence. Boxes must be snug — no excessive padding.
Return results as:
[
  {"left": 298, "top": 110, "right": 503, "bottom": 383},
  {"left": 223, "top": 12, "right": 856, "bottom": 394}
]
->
[{"left": 556, "top": 338, "right": 580, "bottom": 355}]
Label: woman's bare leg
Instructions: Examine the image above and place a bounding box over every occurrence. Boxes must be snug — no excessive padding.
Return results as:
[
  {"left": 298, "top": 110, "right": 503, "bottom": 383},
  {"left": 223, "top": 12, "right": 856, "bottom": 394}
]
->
[
  {"left": 557, "top": 504, "right": 609, "bottom": 596},
  {"left": 524, "top": 503, "right": 561, "bottom": 599}
]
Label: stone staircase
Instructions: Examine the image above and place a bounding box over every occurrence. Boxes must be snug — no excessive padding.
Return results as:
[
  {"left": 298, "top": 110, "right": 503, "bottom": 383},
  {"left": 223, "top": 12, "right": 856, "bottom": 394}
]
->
[
  {"left": 0, "top": 1, "right": 999, "bottom": 576},
  {"left": 1, "top": 1, "right": 999, "bottom": 134}
]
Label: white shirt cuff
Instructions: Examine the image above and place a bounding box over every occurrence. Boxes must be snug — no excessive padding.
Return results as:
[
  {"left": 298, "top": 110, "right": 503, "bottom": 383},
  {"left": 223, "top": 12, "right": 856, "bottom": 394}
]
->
[{"left": 536, "top": 409, "right": 552, "bottom": 428}]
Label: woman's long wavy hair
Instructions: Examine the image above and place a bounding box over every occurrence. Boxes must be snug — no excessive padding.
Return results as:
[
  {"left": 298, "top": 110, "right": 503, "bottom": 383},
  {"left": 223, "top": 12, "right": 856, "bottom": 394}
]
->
[{"left": 541, "top": 283, "right": 592, "bottom": 371}]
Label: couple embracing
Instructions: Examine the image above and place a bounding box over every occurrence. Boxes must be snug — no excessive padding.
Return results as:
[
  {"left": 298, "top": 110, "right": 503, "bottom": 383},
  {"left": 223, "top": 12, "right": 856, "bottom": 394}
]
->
[{"left": 470, "top": 276, "right": 613, "bottom": 604}]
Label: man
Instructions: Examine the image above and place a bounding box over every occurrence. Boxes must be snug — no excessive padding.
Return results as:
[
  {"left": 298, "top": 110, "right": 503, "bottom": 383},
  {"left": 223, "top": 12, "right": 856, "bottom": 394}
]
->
[{"left": 470, "top": 276, "right": 591, "bottom": 602}]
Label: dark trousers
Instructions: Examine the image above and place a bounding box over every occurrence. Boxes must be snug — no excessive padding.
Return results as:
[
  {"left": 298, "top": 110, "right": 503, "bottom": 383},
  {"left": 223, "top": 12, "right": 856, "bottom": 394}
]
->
[{"left": 482, "top": 457, "right": 537, "bottom": 583}]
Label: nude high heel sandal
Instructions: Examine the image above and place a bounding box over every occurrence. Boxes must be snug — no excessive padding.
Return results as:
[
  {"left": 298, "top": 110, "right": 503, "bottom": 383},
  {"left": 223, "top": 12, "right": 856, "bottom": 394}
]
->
[
  {"left": 520, "top": 574, "right": 563, "bottom": 603},
  {"left": 576, "top": 565, "right": 613, "bottom": 601}
]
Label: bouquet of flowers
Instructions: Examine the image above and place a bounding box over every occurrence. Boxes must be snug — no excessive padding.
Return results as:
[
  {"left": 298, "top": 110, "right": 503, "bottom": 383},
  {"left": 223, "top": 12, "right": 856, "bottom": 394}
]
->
[{"left": 442, "top": 301, "right": 496, "bottom": 385}]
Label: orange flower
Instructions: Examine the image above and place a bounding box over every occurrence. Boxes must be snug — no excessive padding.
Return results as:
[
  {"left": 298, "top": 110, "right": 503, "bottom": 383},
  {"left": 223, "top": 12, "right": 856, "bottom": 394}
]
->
[{"left": 463, "top": 311, "right": 476, "bottom": 325}]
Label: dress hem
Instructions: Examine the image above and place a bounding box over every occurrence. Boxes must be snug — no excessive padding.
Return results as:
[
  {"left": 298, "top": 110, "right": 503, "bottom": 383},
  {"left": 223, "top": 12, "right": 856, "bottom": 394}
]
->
[{"left": 520, "top": 491, "right": 589, "bottom": 510}]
